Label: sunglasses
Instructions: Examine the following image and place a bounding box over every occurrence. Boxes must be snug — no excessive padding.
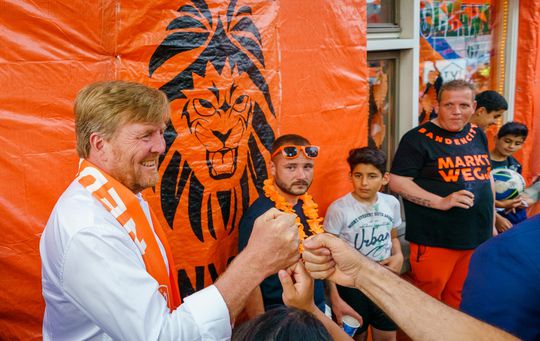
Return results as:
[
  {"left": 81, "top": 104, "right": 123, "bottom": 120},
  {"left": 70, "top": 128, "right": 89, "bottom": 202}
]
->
[{"left": 271, "top": 145, "right": 320, "bottom": 159}]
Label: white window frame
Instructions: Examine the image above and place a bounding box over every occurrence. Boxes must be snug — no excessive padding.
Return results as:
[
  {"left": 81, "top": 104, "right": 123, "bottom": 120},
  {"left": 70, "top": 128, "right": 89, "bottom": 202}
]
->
[
  {"left": 504, "top": 0, "right": 519, "bottom": 120},
  {"left": 367, "top": 0, "right": 419, "bottom": 140}
]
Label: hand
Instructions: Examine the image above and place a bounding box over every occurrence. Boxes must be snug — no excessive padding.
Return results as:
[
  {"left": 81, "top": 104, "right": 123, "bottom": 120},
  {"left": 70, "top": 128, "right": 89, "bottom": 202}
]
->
[
  {"left": 495, "top": 213, "right": 513, "bottom": 232},
  {"left": 330, "top": 289, "right": 363, "bottom": 327},
  {"left": 496, "top": 197, "right": 523, "bottom": 210},
  {"left": 379, "top": 252, "right": 404, "bottom": 274},
  {"left": 521, "top": 193, "right": 534, "bottom": 207},
  {"left": 303, "top": 233, "right": 364, "bottom": 288},
  {"left": 438, "top": 190, "right": 474, "bottom": 210},
  {"left": 245, "top": 208, "right": 300, "bottom": 278},
  {"left": 278, "top": 261, "right": 316, "bottom": 313}
]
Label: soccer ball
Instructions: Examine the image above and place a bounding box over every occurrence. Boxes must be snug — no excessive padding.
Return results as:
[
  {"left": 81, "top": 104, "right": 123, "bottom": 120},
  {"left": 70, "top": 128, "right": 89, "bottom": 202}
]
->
[{"left": 491, "top": 168, "right": 526, "bottom": 201}]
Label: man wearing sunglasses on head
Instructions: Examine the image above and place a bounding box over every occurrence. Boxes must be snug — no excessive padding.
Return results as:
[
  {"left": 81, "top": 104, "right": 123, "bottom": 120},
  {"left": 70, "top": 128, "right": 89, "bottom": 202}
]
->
[{"left": 238, "top": 134, "right": 327, "bottom": 319}]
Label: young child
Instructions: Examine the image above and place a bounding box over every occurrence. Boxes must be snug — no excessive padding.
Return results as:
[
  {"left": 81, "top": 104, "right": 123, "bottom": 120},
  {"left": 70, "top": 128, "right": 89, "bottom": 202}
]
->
[
  {"left": 325, "top": 147, "right": 403, "bottom": 341},
  {"left": 470, "top": 90, "right": 508, "bottom": 131},
  {"left": 491, "top": 122, "right": 529, "bottom": 231}
]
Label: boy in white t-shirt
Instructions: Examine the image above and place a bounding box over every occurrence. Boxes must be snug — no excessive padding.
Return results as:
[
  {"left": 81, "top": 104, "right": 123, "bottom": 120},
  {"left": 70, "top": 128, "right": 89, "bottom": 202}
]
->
[{"left": 325, "top": 147, "right": 403, "bottom": 341}]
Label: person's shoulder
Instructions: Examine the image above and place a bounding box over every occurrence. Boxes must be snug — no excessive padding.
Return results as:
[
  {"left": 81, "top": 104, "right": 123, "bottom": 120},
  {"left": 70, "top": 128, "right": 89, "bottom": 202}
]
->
[
  {"left": 395, "top": 124, "right": 431, "bottom": 151},
  {"left": 239, "top": 194, "right": 274, "bottom": 232},
  {"left": 402, "top": 124, "right": 427, "bottom": 139},
  {"left": 245, "top": 194, "right": 274, "bottom": 214},
  {"left": 378, "top": 192, "right": 400, "bottom": 206},
  {"left": 475, "top": 215, "right": 540, "bottom": 258},
  {"left": 327, "top": 193, "right": 354, "bottom": 211},
  {"left": 508, "top": 155, "right": 522, "bottom": 166},
  {"left": 49, "top": 181, "right": 118, "bottom": 237},
  {"left": 41, "top": 180, "right": 132, "bottom": 265},
  {"left": 471, "top": 124, "right": 488, "bottom": 141}
]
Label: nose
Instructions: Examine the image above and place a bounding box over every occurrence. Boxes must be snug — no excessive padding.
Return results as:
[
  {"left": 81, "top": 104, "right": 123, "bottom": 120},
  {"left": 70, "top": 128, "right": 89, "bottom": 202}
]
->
[
  {"left": 295, "top": 167, "right": 308, "bottom": 180},
  {"left": 212, "top": 128, "right": 232, "bottom": 145},
  {"left": 361, "top": 176, "right": 368, "bottom": 186},
  {"left": 151, "top": 132, "right": 166, "bottom": 154}
]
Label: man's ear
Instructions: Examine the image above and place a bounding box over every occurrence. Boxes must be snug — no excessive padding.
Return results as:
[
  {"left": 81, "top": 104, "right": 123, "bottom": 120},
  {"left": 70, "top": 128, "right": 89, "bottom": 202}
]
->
[
  {"left": 270, "top": 159, "right": 276, "bottom": 178},
  {"left": 475, "top": 106, "right": 485, "bottom": 116},
  {"left": 88, "top": 132, "right": 106, "bottom": 159}
]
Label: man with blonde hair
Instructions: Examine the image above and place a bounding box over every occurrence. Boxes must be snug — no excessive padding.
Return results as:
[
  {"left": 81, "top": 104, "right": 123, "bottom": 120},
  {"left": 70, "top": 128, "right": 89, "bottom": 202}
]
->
[{"left": 40, "top": 81, "right": 301, "bottom": 340}]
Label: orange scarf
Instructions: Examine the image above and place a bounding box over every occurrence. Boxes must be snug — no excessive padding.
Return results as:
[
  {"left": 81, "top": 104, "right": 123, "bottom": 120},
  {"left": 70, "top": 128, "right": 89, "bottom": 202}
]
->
[{"left": 77, "top": 159, "right": 181, "bottom": 310}]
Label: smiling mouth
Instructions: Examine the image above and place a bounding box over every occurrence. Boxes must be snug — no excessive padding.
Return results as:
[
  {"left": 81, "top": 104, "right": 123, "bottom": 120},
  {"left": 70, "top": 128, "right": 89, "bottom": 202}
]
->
[
  {"left": 141, "top": 160, "right": 157, "bottom": 168},
  {"left": 206, "top": 147, "right": 238, "bottom": 179}
]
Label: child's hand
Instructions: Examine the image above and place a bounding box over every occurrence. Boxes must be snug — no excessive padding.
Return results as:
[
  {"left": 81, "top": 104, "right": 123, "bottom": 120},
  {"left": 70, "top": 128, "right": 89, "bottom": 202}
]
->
[
  {"left": 379, "top": 253, "right": 404, "bottom": 274},
  {"left": 330, "top": 290, "right": 363, "bottom": 327},
  {"left": 495, "top": 213, "right": 513, "bottom": 232},
  {"left": 279, "top": 261, "right": 317, "bottom": 313},
  {"left": 521, "top": 193, "right": 534, "bottom": 207},
  {"left": 496, "top": 197, "right": 523, "bottom": 210}
]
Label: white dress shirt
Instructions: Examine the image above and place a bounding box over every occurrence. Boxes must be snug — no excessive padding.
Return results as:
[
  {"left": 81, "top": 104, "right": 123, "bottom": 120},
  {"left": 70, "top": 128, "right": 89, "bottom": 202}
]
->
[{"left": 40, "top": 181, "right": 231, "bottom": 340}]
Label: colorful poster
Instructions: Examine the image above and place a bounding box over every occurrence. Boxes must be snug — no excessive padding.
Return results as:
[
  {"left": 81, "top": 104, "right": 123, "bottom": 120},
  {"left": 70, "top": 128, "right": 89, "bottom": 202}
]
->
[{"left": 418, "top": 0, "right": 499, "bottom": 124}]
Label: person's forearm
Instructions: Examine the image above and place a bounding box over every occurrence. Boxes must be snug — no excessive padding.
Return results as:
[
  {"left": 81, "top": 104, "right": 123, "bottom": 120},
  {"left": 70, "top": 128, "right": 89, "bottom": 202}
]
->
[
  {"left": 327, "top": 280, "right": 340, "bottom": 301},
  {"left": 353, "top": 259, "right": 518, "bottom": 341},
  {"left": 524, "top": 181, "right": 540, "bottom": 202},
  {"left": 389, "top": 174, "right": 442, "bottom": 209},
  {"left": 214, "top": 249, "right": 267, "bottom": 323},
  {"left": 243, "top": 287, "right": 265, "bottom": 318},
  {"left": 390, "top": 237, "right": 401, "bottom": 256},
  {"left": 311, "top": 307, "right": 352, "bottom": 341}
]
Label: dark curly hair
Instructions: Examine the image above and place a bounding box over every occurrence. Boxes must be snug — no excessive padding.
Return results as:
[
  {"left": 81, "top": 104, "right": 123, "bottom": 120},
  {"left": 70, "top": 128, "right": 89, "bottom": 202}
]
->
[{"left": 347, "top": 146, "right": 387, "bottom": 174}]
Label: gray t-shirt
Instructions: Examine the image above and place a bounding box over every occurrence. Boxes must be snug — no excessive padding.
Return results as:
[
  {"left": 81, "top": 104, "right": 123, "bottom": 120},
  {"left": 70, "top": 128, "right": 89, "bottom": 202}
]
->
[{"left": 325, "top": 192, "right": 402, "bottom": 261}]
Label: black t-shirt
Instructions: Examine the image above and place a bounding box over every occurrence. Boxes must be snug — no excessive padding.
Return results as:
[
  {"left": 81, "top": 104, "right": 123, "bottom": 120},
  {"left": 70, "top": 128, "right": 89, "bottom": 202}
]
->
[
  {"left": 390, "top": 122, "right": 493, "bottom": 249},
  {"left": 491, "top": 156, "right": 522, "bottom": 173},
  {"left": 238, "top": 195, "right": 326, "bottom": 309}
]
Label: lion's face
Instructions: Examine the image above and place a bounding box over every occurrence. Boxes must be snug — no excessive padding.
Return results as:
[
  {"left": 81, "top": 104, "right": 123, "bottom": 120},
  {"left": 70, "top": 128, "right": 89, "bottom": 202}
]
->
[{"left": 169, "top": 61, "right": 257, "bottom": 189}]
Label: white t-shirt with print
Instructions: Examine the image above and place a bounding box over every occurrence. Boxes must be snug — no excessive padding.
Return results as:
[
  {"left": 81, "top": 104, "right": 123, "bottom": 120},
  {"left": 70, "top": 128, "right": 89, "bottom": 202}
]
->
[{"left": 325, "top": 192, "right": 402, "bottom": 261}]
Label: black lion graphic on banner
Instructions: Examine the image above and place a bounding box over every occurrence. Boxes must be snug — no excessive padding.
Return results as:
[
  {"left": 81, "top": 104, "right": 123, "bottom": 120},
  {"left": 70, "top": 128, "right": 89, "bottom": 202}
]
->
[{"left": 149, "top": 0, "right": 276, "bottom": 243}]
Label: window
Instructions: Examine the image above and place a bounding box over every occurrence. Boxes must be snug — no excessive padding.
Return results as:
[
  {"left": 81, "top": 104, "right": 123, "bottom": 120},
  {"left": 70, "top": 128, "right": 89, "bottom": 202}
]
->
[
  {"left": 367, "top": 53, "right": 397, "bottom": 170},
  {"left": 368, "top": 0, "right": 400, "bottom": 33}
]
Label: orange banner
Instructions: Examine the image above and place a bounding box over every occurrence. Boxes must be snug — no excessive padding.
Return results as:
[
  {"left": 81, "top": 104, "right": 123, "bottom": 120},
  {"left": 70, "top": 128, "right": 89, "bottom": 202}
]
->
[
  {"left": 514, "top": 0, "right": 540, "bottom": 215},
  {"left": 0, "top": 1, "right": 367, "bottom": 338}
]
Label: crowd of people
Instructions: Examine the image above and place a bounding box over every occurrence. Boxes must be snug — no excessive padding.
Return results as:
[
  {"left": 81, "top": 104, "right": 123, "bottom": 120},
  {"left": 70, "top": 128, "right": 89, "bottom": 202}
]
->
[{"left": 39, "top": 79, "right": 538, "bottom": 341}]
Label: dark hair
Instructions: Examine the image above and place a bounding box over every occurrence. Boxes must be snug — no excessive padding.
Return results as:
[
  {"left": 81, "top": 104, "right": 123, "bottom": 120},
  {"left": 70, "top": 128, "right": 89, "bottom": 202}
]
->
[
  {"left": 347, "top": 147, "right": 387, "bottom": 174},
  {"left": 271, "top": 134, "right": 310, "bottom": 154},
  {"left": 232, "top": 306, "right": 331, "bottom": 341},
  {"left": 497, "top": 121, "right": 528, "bottom": 139},
  {"left": 438, "top": 79, "right": 476, "bottom": 102},
  {"left": 475, "top": 90, "right": 508, "bottom": 112}
]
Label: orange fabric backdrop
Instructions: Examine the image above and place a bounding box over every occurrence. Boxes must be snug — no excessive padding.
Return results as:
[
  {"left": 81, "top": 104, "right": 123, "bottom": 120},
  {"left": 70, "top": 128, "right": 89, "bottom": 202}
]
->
[
  {"left": 278, "top": 0, "right": 368, "bottom": 211},
  {"left": 0, "top": 1, "right": 367, "bottom": 339},
  {"left": 514, "top": 0, "right": 540, "bottom": 215}
]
